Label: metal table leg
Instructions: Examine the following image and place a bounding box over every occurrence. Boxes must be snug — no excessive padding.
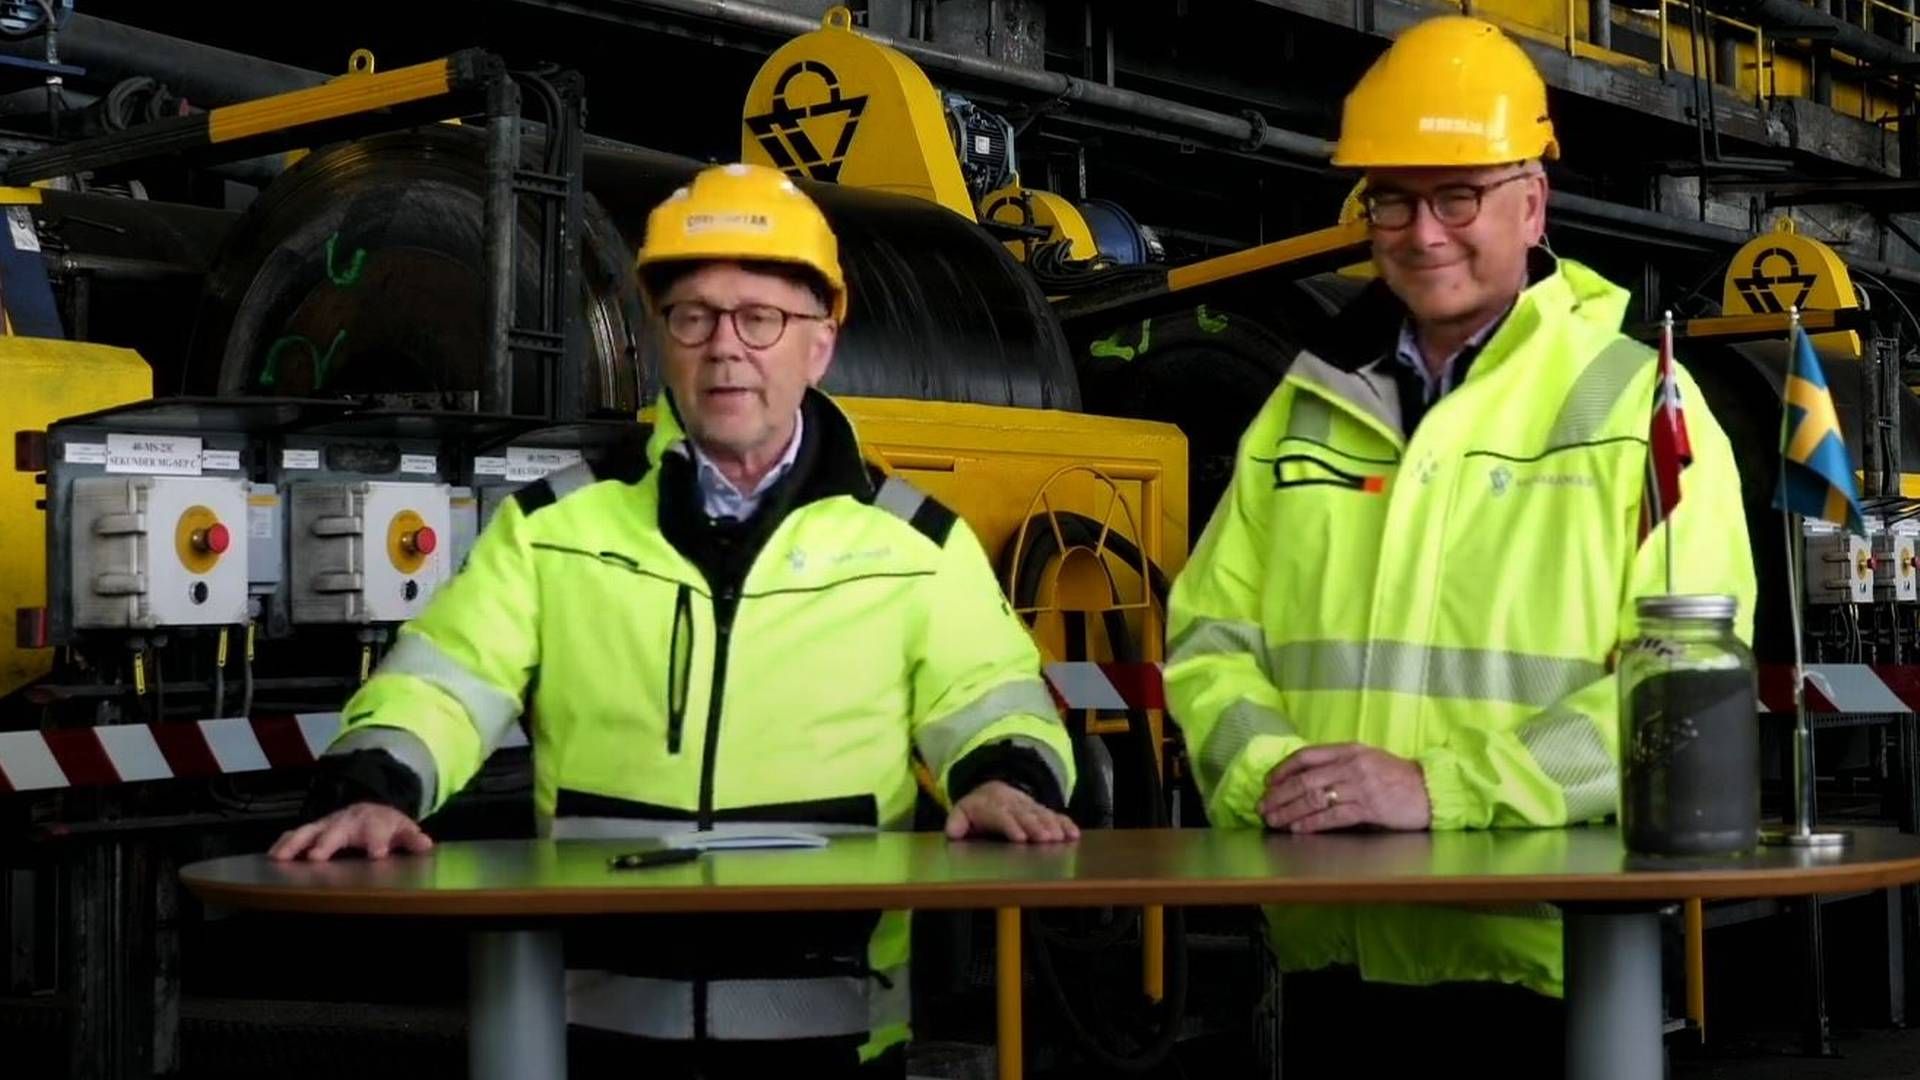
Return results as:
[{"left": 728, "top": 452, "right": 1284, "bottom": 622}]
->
[
  {"left": 470, "top": 928, "right": 565, "bottom": 1080},
  {"left": 997, "top": 908, "right": 1024, "bottom": 1080},
  {"left": 1564, "top": 907, "right": 1664, "bottom": 1080}
]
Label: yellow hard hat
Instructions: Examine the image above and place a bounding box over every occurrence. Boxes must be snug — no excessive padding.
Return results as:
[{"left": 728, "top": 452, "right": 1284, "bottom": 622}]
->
[
  {"left": 636, "top": 162, "right": 848, "bottom": 322},
  {"left": 1332, "top": 16, "right": 1559, "bottom": 168}
]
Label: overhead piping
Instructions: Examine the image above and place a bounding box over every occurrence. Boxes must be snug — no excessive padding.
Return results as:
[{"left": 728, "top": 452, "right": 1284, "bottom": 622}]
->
[
  {"left": 512, "top": 0, "right": 1337, "bottom": 159},
  {"left": 0, "top": 13, "right": 324, "bottom": 107}
]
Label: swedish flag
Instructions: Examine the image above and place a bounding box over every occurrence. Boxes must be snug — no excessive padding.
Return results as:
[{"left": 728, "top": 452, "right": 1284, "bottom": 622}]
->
[{"left": 1775, "top": 326, "right": 1865, "bottom": 534}]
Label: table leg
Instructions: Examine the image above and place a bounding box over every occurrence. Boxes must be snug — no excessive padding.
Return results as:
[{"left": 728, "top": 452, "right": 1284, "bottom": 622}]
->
[
  {"left": 470, "top": 929, "right": 565, "bottom": 1080},
  {"left": 997, "top": 908, "right": 1023, "bottom": 1080},
  {"left": 1564, "top": 907, "right": 1663, "bottom": 1080}
]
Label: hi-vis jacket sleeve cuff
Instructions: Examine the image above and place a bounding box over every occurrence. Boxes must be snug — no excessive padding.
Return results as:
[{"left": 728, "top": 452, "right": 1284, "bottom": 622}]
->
[
  {"left": 1207, "top": 724, "right": 1298, "bottom": 829},
  {"left": 1417, "top": 746, "right": 1481, "bottom": 831}
]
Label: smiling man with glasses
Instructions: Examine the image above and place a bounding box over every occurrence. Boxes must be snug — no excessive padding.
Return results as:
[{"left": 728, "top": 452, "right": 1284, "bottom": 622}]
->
[
  {"left": 1164, "top": 15, "right": 1755, "bottom": 1075},
  {"left": 271, "top": 162, "right": 1078, "bottom": 1079}
]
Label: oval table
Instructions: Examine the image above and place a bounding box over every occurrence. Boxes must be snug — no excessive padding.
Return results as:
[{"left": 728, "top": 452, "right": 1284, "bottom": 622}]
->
[{"left": 182, "top": 825, "right": 1920, "bottom": 1080}]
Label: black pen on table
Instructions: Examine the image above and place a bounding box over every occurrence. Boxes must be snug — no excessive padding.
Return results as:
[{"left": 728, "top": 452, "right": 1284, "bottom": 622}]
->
[{"left": 608, "top": 847, "right": 701, "bottom": 871}]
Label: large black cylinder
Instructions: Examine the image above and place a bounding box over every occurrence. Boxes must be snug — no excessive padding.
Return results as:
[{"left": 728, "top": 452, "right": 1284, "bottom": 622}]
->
[{"left": 184, "top": 126, "right": 1078, "bottom": 415}]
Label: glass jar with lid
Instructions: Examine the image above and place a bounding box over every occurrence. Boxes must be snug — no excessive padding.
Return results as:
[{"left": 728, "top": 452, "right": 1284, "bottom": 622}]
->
[{"left": 1617, "top": 594, "right": 1759, "bottom": 856}]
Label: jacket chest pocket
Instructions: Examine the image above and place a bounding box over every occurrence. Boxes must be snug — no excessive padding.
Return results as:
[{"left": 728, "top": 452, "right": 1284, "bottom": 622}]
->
[
  {"left": 538, "top": 562, "right": 713, "bottom": 780},
  {"left": 1262, "top": 447, "right": 1397, "bottom": 622}
]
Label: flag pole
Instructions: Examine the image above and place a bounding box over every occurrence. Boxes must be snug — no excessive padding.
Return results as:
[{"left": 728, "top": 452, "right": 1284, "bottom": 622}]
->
[
  {"left": 1763, "top": 306, "right": 1849, "bottom": 848},
  {"left": 1662, "top": 309, "right": 1676, "bottom": 597}
]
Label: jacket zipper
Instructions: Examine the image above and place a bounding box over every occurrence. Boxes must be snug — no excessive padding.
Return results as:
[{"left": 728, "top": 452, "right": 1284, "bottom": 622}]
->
[
  {"left": 696, "top": 585, "right": 740, "bottom": 831},
  {"left": 665, "top": 584, "right": 693, "bottom": 753}
]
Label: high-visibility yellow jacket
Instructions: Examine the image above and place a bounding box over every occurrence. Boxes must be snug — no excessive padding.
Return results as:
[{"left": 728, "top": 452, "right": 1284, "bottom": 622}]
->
[
  {"left": 1164, "top": 255, "right": 1756, "bottom": 996},
  {"left": 319, "top": 388, "right": 1074, "bottom": 1056}
]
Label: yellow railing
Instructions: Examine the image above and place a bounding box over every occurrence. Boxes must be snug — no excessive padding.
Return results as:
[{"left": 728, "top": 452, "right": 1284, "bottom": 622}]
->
[
  {"left": 1653, "top": 0, "right": 1771, "bottom": 105},
  {"left": 1457, "top": 0, "right": 1915, "bottom": 111}
]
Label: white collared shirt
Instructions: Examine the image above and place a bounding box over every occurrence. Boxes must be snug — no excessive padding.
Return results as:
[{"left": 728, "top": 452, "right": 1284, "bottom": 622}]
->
[
  {"left": 1388, "top": 306, "right": 1512, "bottom": 405},
  {"left": 688, "top": 409, "right": 805, "bottom": 521}
]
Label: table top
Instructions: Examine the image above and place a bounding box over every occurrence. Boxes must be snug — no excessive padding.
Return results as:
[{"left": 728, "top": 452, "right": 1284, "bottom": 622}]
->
[{"left": 178, "top": 826, "right": 1920, "bottom": 918}]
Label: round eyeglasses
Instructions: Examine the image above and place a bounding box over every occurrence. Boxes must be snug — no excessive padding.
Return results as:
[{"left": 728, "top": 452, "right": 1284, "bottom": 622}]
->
[
  {"left": 1361, "top": 172, "right": 1535, "bottom": 230},
  {"left": 659, "top": 301, "right": 828, "bottom": 349}
]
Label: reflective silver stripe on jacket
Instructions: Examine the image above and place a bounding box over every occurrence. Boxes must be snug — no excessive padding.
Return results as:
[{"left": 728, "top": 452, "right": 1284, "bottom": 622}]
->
[
  {"left": 1167, "top": 618, "right": 1268, "bottom": 676},
  {"left": 325, "top": 725, "right": 439, "bottom": 817},
  {"left": 1545, "top": 337, "right": 1654, "bottom": 448},
  {"left": 914, "top": 678, "right": 1063, "bottom": 776},
  {"left": 566, "top": 966, "right": 911, "bottom": 1041},
  {"left": 374, "top": 632, "right": 523, "bottom": 751},
  {"left": 1197, "top": 699, "right": 1296, "bottom": 795},
  {"left": 1516, "top": 705, "right": 1617, "bottom": 822},
  {"left": 1267, "top": 640, "right": 1602, "bottom": 709},
  {"left": 872, "top": 476, "right": 928, "bottom": 524},
  {"left": 541, "top": 817, "right": 905, "bottom": 840},
  {"left": 544, "top": 461, "right": 599, "bottom": 502},
  {"left": 1285, "top": 393, "right": 1334, "bottom": 443}
]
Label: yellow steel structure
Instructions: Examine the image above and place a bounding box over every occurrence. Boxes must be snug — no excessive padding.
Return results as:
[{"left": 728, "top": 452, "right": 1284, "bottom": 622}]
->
[
  {"left": 981, "top": 180, "right": 1099, "bottom": 263},
  {"left": 209, "top": 55, "right": 455, "bottom": 144},
  {"left": 741, "top": 7, "right": 977, "bottom": 219},
  {"left": 1166, "top": 218, "right": 1370, "bottom": 294},
  {"left": 1452, "top": 0, "right": 1907, "bottom": 121},
  {"left": 842, "top": 396, "right": 1188, "bottom": 597},
  {"left": 0, "top": 340, "right": 151, "bottom": 697}
]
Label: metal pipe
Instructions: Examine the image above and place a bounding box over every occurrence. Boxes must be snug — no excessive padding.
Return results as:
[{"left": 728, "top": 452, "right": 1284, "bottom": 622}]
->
[
  {"left": 1591, "top": 0, "right": 1614, "bottom": 49},
  {"left": 0, "top": 14, "right": 324, "bottom": 106},
  {"left": 480, "top": 77, "right": 522, "bottom": 416},
  {"left": 516, "top": 0, "right": 1334, "bottom": 158},
  {"left": 47, "top": 252, "right": 201, "bottom": 281},
  {"left": 1551, "top": 189, "right": 1920, "bottom": 288}
]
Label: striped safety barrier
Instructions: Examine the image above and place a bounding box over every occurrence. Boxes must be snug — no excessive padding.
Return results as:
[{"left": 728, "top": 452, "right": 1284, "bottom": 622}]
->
[{"left": 2, "top": 661, "right": 1913, "bottom": 793}]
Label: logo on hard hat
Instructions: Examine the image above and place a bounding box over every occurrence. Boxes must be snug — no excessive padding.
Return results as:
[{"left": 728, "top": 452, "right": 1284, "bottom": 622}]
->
[
  {"left": 745, "top": 60, "right": 869, "bottom": 184},
  {"left": 684, "top": 212, "right": 774, "bottom": 235},
  {"left": 1418, "top": 116, "right": 1487, "bottom": 136}
]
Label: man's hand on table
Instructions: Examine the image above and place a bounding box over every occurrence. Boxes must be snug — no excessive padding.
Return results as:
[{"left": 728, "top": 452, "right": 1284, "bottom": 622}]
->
[
  {"left": 269, "top": 801, "right": 434, "bottom": 861},
  {"left": 1260, "top": 743, "right": 1432, "bottom": 833},
  {"left": 945, "top": 780, "right": 1080, "bottom": 843}
]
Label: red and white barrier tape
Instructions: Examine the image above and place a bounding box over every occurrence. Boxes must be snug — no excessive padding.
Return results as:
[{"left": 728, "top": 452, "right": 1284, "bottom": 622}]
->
[{"left": 2, "top": 661, "right": 1909, "bottom": 793}]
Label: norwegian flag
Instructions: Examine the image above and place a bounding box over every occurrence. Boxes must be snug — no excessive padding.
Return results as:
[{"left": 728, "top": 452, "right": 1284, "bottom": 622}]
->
[{"left": 1639, "top": 316, "right": 1694, "bottom": 542}]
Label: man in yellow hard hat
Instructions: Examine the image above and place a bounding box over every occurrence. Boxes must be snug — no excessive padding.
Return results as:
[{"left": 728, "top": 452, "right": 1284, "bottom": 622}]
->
[
  {"left": 1164, "top": 15, "right": 1756, "bottom": 1074},
  {"left": 271, "top": 162, "right": 1079, "bottom": 1079}
]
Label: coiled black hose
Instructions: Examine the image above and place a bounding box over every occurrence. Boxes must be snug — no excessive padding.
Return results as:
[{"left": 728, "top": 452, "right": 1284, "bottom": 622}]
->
[{"left": 1000, "top": 511, "right": 1189, "bottom": 1074}]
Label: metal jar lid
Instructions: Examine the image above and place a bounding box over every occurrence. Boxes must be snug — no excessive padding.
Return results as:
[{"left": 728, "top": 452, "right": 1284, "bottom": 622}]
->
[{"left": 1635, "top": 594, "right": 1739, "bottom": 621}]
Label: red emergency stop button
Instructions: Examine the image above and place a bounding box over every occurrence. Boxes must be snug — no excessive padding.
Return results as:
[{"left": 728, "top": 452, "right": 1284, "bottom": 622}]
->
[
  {"left": 406, "top": 525, "right": 438, "bottom": 556},
  {"left": 194, "top": 522, "right": 231, "bottom": 555}
]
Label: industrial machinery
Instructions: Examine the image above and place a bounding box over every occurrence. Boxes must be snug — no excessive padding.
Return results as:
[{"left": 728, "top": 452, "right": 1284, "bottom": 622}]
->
[{"left": 7, "top": 3, "right": 1920, "bottom": 1078}]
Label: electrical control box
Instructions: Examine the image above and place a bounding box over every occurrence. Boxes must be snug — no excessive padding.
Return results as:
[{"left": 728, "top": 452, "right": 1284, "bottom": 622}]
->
[
  {"left": 1805, "top": 519, "right": 1875, "bottom": 605},
  {"left": 1873, "top": 519, "right": 1920, "bottom": 603},
  {"left": 289, "top": 481, "right": 453, "bottom": 624},
  {"left": 68, "top": 475, "right": 249, "bottom": 628}
]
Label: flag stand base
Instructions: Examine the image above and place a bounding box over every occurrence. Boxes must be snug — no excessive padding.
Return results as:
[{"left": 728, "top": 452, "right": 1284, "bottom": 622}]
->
[{"left": 1760, "top": 828, "right": 1852, "bottom": 848}]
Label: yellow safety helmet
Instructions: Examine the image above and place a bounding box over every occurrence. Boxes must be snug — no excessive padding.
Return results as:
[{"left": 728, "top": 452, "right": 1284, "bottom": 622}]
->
[
  {"left": 636, "top": 162, "right": 849, "bottom": 322},
  {"left": 1331, "top": 16, "right": 1559, "bottom": 169}
]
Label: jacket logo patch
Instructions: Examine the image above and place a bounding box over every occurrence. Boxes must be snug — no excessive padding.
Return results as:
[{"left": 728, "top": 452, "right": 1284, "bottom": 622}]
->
[
  {"left": 1487, "top": 466, "right": 1598, "bottom": 498},
  {"left": 787, "top": 546, "right": 893, "bottom": 574}
]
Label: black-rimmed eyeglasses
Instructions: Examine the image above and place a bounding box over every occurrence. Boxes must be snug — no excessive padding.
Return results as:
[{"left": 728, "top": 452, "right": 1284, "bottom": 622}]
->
[{"left": 660, "top": 301, "right": 828, "bottom": 349}]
